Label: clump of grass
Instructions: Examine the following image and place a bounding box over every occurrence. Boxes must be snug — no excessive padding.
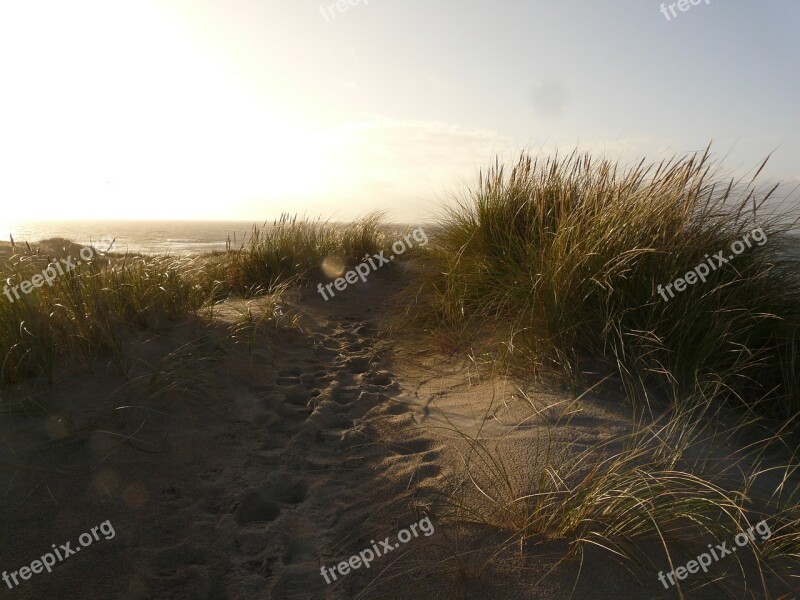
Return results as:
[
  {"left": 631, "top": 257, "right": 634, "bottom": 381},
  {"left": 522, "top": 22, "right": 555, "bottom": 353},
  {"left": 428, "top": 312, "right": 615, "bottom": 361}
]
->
[
  {"left": 0, "top": 249, "right": 207, "bottom": 383},
  {"left": 199, "top": 212, "right": 388, "bottom": 299},
  {"left": 0, "top": 213, "right": 388, "bottom": 386},
  {"left": 408, "top": 148, "right": 800, "bottom": 418},
  {"left": 435, "top": 386, "right": 800, "bottom": 596}
]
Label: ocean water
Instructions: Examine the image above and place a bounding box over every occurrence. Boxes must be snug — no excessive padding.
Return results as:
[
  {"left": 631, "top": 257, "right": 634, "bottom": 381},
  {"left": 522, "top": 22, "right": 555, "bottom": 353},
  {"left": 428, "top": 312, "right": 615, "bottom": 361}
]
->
[
  {"left": 3, "top": 220, "right": 283, "bottom": 256},
  {"left": 6, "top": 220, "right": 798, "bottom": 260}
]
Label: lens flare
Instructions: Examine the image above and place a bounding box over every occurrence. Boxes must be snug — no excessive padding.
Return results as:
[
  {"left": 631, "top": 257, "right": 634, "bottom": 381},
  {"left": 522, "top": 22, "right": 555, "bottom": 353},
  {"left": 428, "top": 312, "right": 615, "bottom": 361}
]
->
[{"left": 322, "top": 256, "right": 345, "bottom": 279}]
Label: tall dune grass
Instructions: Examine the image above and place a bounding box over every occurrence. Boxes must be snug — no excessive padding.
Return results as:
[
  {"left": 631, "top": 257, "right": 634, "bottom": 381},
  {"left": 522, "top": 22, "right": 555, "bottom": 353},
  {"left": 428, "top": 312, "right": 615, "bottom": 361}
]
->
[
  {"left": 199, "top": 212, "right": 387, "bottom": 299},
  {"left": 0, "top": 214, "right": 387, "bottom": 385},
  {"left": 408, "top": 148, "right": 800, "bottom": 418},
  {"left": 0, "top": 250, "right": 205, "bottom": 383}
]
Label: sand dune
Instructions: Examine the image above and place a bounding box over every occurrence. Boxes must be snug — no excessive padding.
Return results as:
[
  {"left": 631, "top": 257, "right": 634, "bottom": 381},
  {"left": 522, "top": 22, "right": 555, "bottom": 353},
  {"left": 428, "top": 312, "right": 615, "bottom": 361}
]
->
[{"left": 0, "top": 269, "right": 796, "bottom": 599}]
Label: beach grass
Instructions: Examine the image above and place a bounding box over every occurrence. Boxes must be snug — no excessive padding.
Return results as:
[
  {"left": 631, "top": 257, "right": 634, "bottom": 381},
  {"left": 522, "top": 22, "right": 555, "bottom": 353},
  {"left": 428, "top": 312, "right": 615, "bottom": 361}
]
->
[
  {"left": 395, "top": 148, "right": 800, "bottom": 594},
  {"left": 198, "top": 212, "right": 388, "bottom": 299},
  {"left": 0, "top": 214, "right": 387, "bottom": 384},
  {"left": 405, "top": 148, "right": 800, "bottom": 419},
  {"left": 433, "top": 385, "right": 800, "bottom": 597}
]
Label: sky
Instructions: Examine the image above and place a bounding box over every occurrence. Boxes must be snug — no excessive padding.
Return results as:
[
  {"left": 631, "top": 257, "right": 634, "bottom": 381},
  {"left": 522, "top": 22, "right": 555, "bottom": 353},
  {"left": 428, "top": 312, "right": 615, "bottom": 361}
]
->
[{"left": 0, "top": 0, "right": 798, "bottom": 224}]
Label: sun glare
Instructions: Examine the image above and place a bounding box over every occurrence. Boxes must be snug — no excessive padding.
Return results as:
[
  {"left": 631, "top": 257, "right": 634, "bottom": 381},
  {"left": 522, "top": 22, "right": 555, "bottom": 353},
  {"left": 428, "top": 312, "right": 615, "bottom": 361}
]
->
[{"left": 0, "top": 0, "right": 347, "bottom": 221}]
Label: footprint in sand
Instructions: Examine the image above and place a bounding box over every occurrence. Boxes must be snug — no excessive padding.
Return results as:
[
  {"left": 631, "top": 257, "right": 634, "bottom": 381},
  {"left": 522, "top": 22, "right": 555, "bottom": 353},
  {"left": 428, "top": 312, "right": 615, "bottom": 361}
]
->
[
  {"left": 337, "top": 421, "right": 377, "bottom": 449},
  {"left": 235, "top": 472, "right": 308, "bottom": 525},
  {"left": 330, "top": 385, "right": 360, "bottom": 404},
  {"left": 363, "top": 370, "right": 395, "bottom": 387},
  {"left": 283, "top": 386, "right": 320, "bottom": 406},
  {"left": 344, "top": 356, "right": 372, "bottom": 374},
  {"left": 306, "top": 400, "right": 354, "bottom": 438},
  {"left": 354, "top": 324, "right": 377, "bottom": 336}
]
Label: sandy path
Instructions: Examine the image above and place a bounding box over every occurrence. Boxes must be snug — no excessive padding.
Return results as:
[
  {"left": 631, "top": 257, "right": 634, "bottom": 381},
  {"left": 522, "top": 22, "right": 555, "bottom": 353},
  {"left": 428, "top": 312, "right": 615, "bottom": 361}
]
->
[{"left": 0, "top": 271, "right": 448, "bottom": 599}]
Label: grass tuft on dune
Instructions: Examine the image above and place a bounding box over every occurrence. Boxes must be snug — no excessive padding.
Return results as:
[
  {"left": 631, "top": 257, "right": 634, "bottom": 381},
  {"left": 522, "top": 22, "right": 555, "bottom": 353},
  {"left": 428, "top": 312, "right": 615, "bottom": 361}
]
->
[
  {"left": 0, "top": 214, "right": 387, "bottom": 384},
  {"left": 199, "top": 212, "right": 387, "bottom": 299},
  {"left": 407, "top": 148, "right": 800, "bottom": 418}
]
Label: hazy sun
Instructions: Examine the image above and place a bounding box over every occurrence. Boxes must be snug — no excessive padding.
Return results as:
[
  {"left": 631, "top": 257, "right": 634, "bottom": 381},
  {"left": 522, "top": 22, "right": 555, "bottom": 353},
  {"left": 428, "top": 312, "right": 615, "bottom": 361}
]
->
[{"left": 0, "top": 0, "right": 348, "bottom": 221}]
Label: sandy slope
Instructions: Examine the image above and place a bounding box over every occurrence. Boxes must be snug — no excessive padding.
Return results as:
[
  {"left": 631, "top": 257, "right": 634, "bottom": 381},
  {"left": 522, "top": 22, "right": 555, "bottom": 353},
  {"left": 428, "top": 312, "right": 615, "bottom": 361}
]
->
[
  {"left": 0, "top": 269, "right": 444, "bottom": 599},
  {"left": 0, "top": 268, "right": 792, "bottom": 599}
]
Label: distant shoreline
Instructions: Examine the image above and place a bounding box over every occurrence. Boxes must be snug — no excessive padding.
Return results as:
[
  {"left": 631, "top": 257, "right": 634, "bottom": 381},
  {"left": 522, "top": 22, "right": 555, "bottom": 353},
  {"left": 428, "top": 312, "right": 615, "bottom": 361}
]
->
[{"left": 3, "top": 220, "right": 422, "bottom": 257}]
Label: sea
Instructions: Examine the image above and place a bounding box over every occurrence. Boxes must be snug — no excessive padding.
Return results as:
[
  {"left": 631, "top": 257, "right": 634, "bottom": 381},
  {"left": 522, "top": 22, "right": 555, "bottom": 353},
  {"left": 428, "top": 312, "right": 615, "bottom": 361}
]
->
[
  {"left": 5, "top": 220, "right": 798, "bottom": 260},
  {"left": 3, "top": 220, "right": 303, "bottom": 256}
]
